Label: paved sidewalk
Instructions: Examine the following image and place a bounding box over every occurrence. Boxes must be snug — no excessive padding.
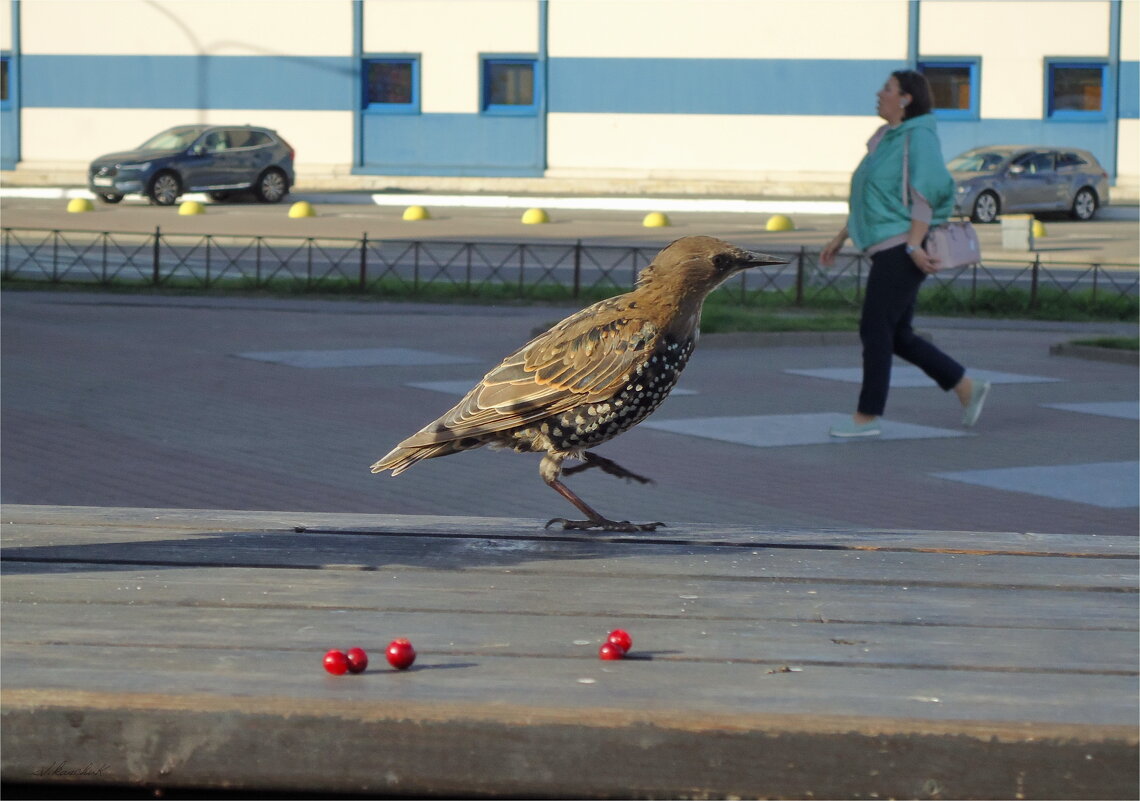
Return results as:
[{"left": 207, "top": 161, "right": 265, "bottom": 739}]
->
[{"left": 1, "top": 290, "right": 1136, "bottom": 536}]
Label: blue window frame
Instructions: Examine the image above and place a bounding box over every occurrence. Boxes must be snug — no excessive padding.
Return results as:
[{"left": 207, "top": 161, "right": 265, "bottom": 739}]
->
[
  {"left": 482, "top": 56, "right": 537, "bottom": 115},
  {"left": 919, "top": 59, "right": 979, "bottom": 120},
  {"left": 0, "top": 56, "right": 10, "bottom": 109},
  {"left": 363, "top": 56, "right": 419, "bottom": 114},
  {"left": 1046, "top": 60, "right": 1106, "bottom": 119}
]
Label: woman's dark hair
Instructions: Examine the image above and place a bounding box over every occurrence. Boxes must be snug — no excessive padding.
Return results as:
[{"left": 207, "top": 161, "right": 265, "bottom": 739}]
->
[{"left": 892, "top": 69, "right": 934, "bottom": 120}]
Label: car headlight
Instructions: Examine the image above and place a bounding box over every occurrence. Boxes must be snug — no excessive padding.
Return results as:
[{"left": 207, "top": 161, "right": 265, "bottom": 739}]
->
[
  {"left": 118, "top": 162, "right": 151, "bottom": 172},
  {"left": 956, "top": 184, "right": 969, "bottom": 194}
]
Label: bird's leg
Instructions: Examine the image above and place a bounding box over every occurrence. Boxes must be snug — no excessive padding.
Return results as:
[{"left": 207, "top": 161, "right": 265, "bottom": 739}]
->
[
  {"left": 560, "top": 451, "right": 655, "bottom": 485},
  {"left": 539, "top": 455, "right": 664, "bottom": 533}
]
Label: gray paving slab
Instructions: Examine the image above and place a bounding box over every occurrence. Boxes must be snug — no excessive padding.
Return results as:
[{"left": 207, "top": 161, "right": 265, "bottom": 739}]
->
[
  {"left": 641, "top": 413, "right": 969, "bottom": 447},
  {"left": 785, "top": 366, "right": 1062, "bottom": 387},
  {"left": 933, "top": 461, "right": 1140, "bottom": 509},
  {"left": 1041, "top": 401, "right": 1140, "bottom": 420},
  {"left": 2, "top": 290, "right": 1136, "bottom": 537}
]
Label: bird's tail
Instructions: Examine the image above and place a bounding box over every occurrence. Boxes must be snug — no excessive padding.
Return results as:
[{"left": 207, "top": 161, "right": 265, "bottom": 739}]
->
[{"left": 370, "top": 439, "right": 480, "bottom": 476}]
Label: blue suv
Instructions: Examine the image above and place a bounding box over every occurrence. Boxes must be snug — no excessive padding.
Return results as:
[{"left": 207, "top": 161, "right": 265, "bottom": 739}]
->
[{"left": 88, "top": 124, "right": 295, "bottom": 206}]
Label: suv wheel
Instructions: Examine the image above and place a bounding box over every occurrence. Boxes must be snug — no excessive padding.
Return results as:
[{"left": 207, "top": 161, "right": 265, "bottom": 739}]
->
[
  {"left": 255, "top": 168, "right": 288, "bottom": 203},
  {"left": 971, "top": 191, "right": 1000, "bottom": 224},
  {"left": 1070, "top": 187, "right": 1098, "bottom": 221},
  {"left": 148, "top": 172, "right": 181, "bottom": 206},
  {"left": 98, "top": 193, "right": 124, "bottom": 204}
]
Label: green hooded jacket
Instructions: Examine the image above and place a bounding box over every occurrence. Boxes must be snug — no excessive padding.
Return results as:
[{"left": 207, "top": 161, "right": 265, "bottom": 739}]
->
[{"left": 846, "top": 113, "right": 955, "bottom": 252}]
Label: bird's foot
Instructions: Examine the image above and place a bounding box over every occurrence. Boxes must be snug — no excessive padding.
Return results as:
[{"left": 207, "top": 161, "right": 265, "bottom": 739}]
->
[
  {"left": 545, "top": 517, "right": 665, "bottom": 533},
  {"left": 562, "top": 453, "right": 654, "bottom": 485}
]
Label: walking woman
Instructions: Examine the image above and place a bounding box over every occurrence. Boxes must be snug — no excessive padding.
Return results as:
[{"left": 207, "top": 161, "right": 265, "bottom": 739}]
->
[{"left": 821, "top": 70, "right": 991, "bottom": 437}]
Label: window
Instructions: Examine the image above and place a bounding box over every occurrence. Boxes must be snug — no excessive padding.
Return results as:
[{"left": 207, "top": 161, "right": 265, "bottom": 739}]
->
[
  {"left": 919, "top": 60, "right": 978, "bottom": 120},
  {"left": 1, "top": 57, "right": 9, "bottom": 107},
  {"left": 1047, "top": 61, "right": 1105, "bottom": 118},
  {"left": 482, "top": 57, "right": 537, "bottom": 115},
  {"left": 364, "top": 57, "right": 418, "bottom": 113},
  {"left": 1058, "top": 151, "right": 1088, "bottom": 170},
  {"left": 1012, "top": 151, "right": 1055, "bottom": 175}
]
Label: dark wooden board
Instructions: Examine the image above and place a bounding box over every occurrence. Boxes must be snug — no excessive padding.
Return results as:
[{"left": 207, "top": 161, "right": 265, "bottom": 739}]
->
[{"left": 1, "top": 505, "right": 1136, "bottom": 799}]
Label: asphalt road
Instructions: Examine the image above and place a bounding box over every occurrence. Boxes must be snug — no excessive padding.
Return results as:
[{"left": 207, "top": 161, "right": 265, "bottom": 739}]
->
[{"left": 1, "top": 192, "right": 1138, "bottom": 268}]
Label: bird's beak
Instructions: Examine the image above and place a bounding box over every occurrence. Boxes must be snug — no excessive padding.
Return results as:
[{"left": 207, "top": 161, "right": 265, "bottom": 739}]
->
[{"left": 738, "top": 249, "right": 789, "bottom": 268}]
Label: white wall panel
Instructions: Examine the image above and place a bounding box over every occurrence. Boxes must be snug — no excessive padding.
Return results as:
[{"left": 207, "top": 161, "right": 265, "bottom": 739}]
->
[
  {"left": 0, "top": 0, "right": 12, "bottom": 51},
  {"left": 921, "top": 1, "right": 1111, "bottom": 120},
  {"left": 920, "top": 1, "right": 1109, "bottom": 57},
  {"left": 20, "top": 0, "right": 353, "bottom": 56},
  {"left": 1122, "top": 0, "right": 1139, "bottom": 61},
  {"left": 549, "top": 0, "right": 907, "bottom": 59},
  {"left": 19, "top": 108, "right": 352, "bottom": 166},
  {"left": 548, "top": 113, "right": 876, "bottom": 175},
  {"left": 363, "top": 0, "right": 538, "bottom": 114}
]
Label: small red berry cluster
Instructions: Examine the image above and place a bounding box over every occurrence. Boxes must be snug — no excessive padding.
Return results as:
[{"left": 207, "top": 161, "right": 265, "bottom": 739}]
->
[
  {"left": 599, "top": 628, "right": 633, "bottom": 660},
  {"left": 323, "top": 630, "right": 632, "bottom": 674},
  {"left": 323, "top": 638, "right": 416, "bottom": 675}
]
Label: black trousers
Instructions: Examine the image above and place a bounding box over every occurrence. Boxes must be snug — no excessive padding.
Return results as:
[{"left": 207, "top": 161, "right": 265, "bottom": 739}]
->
[{"left": 857, "top": 244, "right": 966, "bottom": 417}]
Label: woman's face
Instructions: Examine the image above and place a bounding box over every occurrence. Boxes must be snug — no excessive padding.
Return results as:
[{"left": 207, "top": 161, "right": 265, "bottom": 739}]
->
[{"left": 876, "top": 76, "right": 910, "bottom": 124}]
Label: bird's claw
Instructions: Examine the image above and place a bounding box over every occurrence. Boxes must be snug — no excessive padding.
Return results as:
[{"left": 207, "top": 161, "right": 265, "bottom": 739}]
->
[{"left": 545, "top": 517, "right": 666, "bottom": 533}]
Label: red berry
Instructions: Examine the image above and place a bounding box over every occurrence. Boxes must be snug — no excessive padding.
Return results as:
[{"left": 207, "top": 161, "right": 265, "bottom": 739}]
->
[
  {"left": 323, "top": 649, "right": 349, "bottom": 675},
  {"left": 607, "top": 629, "right": 633, "bottom": 654},
  {"left": 346, "top": 647, "right": 369, "bottom": 674},
  {"left": 386, "top": 638, "right": 416, "bottom": 670},
  {"left": 598, "top": 641, "right": 624, "bottom": 661}
]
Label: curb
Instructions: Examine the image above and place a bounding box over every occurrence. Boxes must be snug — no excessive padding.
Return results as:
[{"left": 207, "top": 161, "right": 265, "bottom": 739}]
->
[{"left": 1049, "top": 342, "right": 1139, "bottom": 366}]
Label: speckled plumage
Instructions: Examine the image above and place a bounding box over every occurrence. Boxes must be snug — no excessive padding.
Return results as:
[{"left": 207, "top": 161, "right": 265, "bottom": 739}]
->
[{"left": 371, "top": 235, "right": 786, "bottom": 532}]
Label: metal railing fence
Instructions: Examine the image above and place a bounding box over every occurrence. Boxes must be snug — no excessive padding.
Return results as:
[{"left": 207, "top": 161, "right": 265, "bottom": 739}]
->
[{"left": 3, "top": 226, "right": 1137, "bottom": 316}]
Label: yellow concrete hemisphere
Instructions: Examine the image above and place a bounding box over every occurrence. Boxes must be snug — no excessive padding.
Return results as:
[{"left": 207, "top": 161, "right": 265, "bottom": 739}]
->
[
  {"left": 178, "top": 201, "right": 206, "bottom": 216},
  {"left": 521, "top": 208, "right": 550, "bottom": 224},
  {"left": 403, "top": 205, "right": 431, "bottom": 221},
  {"left": 642, "top": 211, "right": 670, "bottom": 228},
  {"left": 765, "top": 214, "right": 795, "bottom": 232},
  {"left": 1032, "top": 219, "right": 1047, "bottom": 238},
  {"left": 288, "top": 201, "right": 316, "bottom": 218},
  {"left": 67, "top": 198, "right": 94, "bottom": 213}
]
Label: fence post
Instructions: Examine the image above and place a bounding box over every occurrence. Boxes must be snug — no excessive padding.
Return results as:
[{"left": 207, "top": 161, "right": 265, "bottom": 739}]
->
[
  {"left": 51, "top": 230, "right": 59, "bottom": 282},
  {"left": 794, "top": 246, "right": 805, "bottom": 306},
  {"left": 465, "top": 243, "right": 472, "bottom": 292},
  {"left": 101, "top": 232, "right": 109, "bottom": 284},
  {"left": 970, "top": 263, "right": 977, "bottom": 314},
  {"left": 572, "top": 239, "right": 582, "bottom": 300},
  {"left": 205, "top": 235, "right": 212, "bottom": 287},
  {"left": 1, "top": 228, "right": 8, "bottom": 279},
  {"left": 152, "top": 226, "right": 161, "bottom": 285},
  {"left": 255, "top": 237, "right": 262, "bottom": 286},
  {"left": 413, "top": 241, "right": 420, "bottom": 291},
  {"left": 1029, "top": 254, "right": 1040, "bottom": 311},
  {"left": 1091, "top": 263, "right": 1098, "bottom": 304},
  {"left": 359, "top": 233, "right": 368, "bottom": 291}
]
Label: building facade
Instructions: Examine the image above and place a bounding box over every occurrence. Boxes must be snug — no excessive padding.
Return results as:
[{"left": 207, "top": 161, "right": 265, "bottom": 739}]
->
[{"left": 1, "top": 0, "right": 1136, "bottom": 195}]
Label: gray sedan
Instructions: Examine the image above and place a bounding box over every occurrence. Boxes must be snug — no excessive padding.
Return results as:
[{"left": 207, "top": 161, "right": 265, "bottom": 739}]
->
[{"left": 949, "top": 146, "right": 1110, "bottom": 223}]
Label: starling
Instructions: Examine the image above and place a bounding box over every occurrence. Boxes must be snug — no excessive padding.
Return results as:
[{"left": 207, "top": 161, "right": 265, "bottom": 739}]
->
[{"left": 371, "top": 235, "right": 787, "bottom": 532}]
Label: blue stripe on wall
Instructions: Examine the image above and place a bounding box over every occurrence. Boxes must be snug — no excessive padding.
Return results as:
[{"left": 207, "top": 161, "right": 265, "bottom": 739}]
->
[
  {"left": 359, "top": 113, "right": 543, "bottom": 176},
  {"left": 1119, "top": 61, "right": 1139, "bottom": 119},
  {"left": 548, "top": 57, "right": 906, "bottom": 115},
  {"left": 21, "top": 55, "right": 355, "bottom": 110}
]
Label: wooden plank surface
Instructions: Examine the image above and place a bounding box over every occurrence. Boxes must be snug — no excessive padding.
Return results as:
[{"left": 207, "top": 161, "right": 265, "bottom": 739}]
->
[{"left": 1, "top": 505, "right": 1137, "bottom": 799}]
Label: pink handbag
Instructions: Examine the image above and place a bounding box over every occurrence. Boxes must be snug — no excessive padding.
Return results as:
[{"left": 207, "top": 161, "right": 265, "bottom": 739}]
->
[{"left": 904, "top": 135, "right": 982, "bottom": 270}]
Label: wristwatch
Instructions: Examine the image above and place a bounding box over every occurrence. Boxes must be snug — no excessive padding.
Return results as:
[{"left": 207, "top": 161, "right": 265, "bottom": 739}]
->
[{"left": 905, "top": 244, "right": 917, "bottom": 255}]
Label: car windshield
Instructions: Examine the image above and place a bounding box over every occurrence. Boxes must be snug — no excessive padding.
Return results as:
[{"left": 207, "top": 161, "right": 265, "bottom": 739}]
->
[
  {"left": 947, "top": 150, "right": 1009, "bottom": 173},
  {"left": 137, "top": 127, "right": 208, "bottom": 152}
]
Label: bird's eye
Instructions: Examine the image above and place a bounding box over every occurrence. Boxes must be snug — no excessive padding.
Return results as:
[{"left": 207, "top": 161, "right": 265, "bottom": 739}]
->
[{"left": 713, "top": 253, "right": 732, "bottom": 270}]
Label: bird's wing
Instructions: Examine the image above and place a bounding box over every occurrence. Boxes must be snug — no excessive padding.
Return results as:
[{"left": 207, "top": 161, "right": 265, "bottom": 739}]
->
[{"left": 398, "top": 303, "right": 660, "bottom": 447}]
